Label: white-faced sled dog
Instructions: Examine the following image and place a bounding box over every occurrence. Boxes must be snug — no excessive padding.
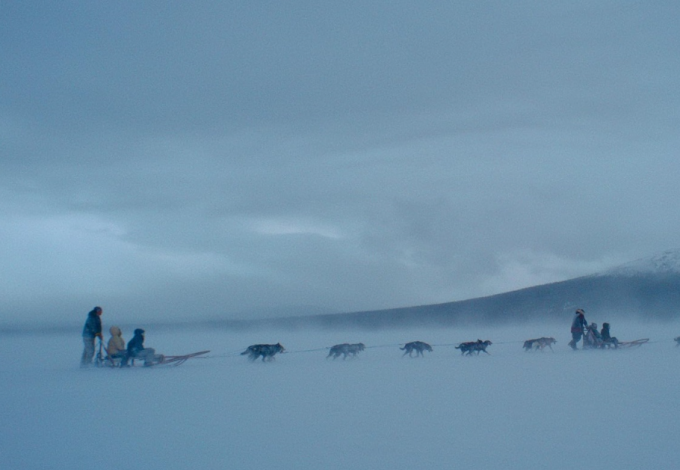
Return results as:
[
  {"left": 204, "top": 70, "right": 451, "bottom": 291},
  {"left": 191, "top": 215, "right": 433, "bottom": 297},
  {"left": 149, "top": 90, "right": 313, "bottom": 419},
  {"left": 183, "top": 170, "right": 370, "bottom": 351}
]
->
[
  {"left": 456, "top": 340, "right": 492, "bottom": 356},
  {"left": 327, "top": 343, "right": 366, "bottom": 360},
  {"left": 523, "top": 337, "right": 557, "bottom": 352},
  {"left": 241, "top": 343, "right": 285, "bottom": 362},
  {"left": 400, "top": 341, "right": 433, "bottom": 357}
]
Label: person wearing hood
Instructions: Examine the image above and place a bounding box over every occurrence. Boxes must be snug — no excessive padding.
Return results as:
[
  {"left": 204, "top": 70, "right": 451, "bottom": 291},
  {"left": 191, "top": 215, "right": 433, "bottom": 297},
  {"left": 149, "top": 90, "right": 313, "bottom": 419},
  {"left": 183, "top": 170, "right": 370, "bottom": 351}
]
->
[
  {"left": 568, "top": 309, "right": 587, "bottom": 350},
  {"left": 107, "top": 326, "right": 126, "bottom": 360},
  {"left": 81, "top": 306, "right": 103, "bottom": 367},
  {"left": 600, "top": 322, "right": 619, "bottom": 348},
  {"left": 583, "top": 322, "right": 603, "bottom": 349},
  {"left": 121, "top": 329, "right": 162, "bottom": 367}
]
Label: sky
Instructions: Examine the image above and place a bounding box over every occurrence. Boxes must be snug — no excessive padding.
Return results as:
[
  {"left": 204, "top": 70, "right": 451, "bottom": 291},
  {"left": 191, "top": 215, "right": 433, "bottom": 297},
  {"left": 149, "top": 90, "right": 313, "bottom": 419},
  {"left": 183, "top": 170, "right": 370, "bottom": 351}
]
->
[{"left": 2, "top": 1, "right": 680, "bottom": 325}]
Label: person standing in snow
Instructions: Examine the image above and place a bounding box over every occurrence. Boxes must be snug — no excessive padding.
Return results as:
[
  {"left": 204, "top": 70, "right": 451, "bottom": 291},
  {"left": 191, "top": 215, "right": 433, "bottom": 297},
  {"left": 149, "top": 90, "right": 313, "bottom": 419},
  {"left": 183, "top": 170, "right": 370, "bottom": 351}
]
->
[
  {"left": 568, "top": 308, "right": 587, "bottom": 350},
  {"left": 81, "top": 306, "right": 103, "bottom": 367}
]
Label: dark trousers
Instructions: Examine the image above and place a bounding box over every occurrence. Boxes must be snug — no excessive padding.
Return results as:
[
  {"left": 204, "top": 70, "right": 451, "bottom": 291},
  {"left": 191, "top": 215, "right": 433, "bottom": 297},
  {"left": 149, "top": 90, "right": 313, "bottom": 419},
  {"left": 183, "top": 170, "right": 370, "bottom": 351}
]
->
[
  {"left": 81, "top": 337, "right": 95, "bottom": 367},
  {"left": 568, "top": 331, "right": 582, "bottom": 350}
]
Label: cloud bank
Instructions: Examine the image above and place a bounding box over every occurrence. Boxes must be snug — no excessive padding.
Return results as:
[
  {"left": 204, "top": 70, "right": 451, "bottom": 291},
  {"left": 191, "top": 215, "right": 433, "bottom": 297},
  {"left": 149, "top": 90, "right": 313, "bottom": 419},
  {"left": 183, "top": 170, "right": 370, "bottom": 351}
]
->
[{"left": 2, "top": 2, "right": 680, "bottom": 323}]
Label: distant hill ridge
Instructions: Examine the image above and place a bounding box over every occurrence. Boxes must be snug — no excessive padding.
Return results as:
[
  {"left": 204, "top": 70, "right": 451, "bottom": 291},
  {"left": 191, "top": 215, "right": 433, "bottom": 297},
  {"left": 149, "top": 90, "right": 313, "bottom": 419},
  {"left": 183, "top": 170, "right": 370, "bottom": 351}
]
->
[
  {"left": 601, "top": 250, "right": 680, "bottom": 276},
  {"left": 255, "top": 250, "right": 680, "bottom": 329}
]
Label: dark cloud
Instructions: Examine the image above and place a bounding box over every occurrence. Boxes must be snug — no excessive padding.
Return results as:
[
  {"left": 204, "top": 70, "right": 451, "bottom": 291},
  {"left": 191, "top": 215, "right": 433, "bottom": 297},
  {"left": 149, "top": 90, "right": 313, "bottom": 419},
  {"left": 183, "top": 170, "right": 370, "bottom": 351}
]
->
[{"left": 2, "top": 2, "right": 680, "bottom": 324}]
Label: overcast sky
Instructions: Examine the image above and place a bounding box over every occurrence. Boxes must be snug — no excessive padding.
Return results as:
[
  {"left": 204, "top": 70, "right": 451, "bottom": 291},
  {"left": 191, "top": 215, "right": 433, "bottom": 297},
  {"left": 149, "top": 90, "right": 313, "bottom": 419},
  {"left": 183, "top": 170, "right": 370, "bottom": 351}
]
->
[{"left": 2, "top": 1, "right": 679, "bottom": 325}]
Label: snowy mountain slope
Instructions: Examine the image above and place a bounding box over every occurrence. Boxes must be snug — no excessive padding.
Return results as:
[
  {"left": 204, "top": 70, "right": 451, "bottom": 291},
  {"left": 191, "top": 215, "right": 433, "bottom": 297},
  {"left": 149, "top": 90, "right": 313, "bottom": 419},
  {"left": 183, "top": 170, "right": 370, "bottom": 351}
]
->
[
  {"left": 601, "top": 250, "right": 680, "bottom": 276},
  {"left": 253, "top": 250, "right": 680, "bottom": 328},
  {"left": 8, "top": 251, "right": 677, "bottom": 334}
]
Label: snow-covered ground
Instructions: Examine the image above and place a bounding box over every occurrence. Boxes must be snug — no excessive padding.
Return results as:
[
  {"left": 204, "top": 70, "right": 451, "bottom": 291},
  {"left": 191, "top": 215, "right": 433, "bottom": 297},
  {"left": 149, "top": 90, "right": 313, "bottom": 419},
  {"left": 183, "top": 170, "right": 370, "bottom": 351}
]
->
[{"left": 2, "top": 321, "right": 679, "bottom": 470}]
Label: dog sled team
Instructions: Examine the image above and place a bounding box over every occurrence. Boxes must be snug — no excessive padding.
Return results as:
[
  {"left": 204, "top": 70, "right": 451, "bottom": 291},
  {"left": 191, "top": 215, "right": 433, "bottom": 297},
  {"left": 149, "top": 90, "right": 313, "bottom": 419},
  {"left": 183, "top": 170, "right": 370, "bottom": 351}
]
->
[
  {"left": 80, "top": 306, "right": 207, "bottom": 369},
  {"left": 81, "top": 306, "right": 652, "bottom": 368},
  {"left": 234, "top": 308, "right": 648, "bottom": 362}
]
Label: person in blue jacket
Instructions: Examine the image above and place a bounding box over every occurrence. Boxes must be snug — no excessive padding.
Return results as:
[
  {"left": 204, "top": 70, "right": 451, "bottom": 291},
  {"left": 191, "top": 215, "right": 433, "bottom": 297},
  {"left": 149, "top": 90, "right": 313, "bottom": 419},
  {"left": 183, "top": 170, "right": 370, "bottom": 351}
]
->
[
  {"left": 121, "top": 329, "right": 162, "bottom": 367},
  {"left": 81, "top": 306, "right": 103, "bottom": 367}
]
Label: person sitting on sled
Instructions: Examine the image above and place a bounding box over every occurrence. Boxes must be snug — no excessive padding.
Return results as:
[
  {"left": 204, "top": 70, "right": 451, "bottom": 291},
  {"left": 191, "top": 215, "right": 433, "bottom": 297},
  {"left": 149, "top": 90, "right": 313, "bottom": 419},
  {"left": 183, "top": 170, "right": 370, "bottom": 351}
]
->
[
  {"left": 106, "top": 326, "right": 126, "bottom": 362},
  {"left": 600, "top": 322, "right": 619, "bottom": 348},
  {"left": 583, "top": 322, "right": 603, "bottom": 348},
  {"left": 121, "top": 329, "right": 163, "bottom": 367},
  {"left": 589, "top": 323, "right": 602, "bottom": 340}
]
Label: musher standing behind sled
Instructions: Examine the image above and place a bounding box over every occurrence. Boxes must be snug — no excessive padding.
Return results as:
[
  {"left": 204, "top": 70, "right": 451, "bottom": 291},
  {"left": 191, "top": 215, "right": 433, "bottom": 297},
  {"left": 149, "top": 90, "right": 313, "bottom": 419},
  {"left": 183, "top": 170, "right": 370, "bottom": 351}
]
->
[
  {"left": 568, "top": 308, "right": 587, "bottom": 350},
  {"left": 81, "top": 306, "right": 103, "bottom": 367}
]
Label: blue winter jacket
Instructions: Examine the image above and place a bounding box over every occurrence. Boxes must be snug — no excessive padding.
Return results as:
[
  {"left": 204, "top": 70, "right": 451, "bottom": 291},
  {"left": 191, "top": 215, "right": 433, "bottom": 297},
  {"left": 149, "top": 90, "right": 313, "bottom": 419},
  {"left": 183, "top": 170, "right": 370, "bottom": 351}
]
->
[
  {"left": 126, "top": 331, "right": 145, "bottom": 356},
  {"left": 82, "top": 309, "right": 102, "bottom": 338}
]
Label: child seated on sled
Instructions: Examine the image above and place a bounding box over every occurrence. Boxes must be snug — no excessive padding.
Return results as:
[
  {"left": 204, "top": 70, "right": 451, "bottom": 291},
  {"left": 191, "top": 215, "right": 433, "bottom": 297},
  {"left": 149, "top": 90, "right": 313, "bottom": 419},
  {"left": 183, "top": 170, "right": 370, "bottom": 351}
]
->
[
  {"left": 106, "top": 326, "right": 126, "bottom": 365},
  {"left": 600, "top": 322, "right": 619, "bottom": 348},
  {"left": 121, "top": 329, "right": 163, "bottom": 367},
  {"left": 583, "top": 323, "right": 604, "bottom": 349}
]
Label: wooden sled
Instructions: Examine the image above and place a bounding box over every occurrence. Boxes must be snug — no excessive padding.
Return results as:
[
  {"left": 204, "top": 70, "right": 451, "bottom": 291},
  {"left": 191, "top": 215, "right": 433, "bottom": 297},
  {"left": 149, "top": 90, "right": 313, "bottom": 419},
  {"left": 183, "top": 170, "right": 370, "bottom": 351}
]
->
[
  {"left": 614, "top": 339, "right": 649, "bottom": 349},
  {"left": 583, "top": 331, "right": 649, "bottom": 350},
  {"left": 150, "top": 350, "right": 210, "bottom": 367},
  {"left": 97, "top": 348, "right": 210, "bottom": 368}
]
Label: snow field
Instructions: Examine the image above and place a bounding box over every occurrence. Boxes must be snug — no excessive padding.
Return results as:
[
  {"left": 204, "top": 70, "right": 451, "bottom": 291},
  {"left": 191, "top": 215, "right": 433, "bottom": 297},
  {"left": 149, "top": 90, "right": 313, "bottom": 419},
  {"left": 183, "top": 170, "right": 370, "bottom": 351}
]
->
[{"left": 1, "top": 322, "right": 679, "bottom": 470}]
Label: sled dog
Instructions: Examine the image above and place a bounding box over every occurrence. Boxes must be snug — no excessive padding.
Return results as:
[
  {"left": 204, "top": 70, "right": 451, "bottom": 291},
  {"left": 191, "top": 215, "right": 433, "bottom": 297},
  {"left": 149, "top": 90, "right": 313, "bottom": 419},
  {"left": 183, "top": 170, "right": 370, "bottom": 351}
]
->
[
  {"left": 400, "top": 341, "right": 433, "bottom": 357},
  {"left": 327, "top": 343, "right": 366, "bottom": 360},
  {"left": 241, "top": 343, "right": 285, "bottom": 362},
  {"left": 456, "top": 340, "right": 492, "bottom": 356},
  {"left": 534, "top": 337, "right": 556, "bottom": 351},
  {"left": 523, "top": 337, "right": 556, "bottom": 352}
]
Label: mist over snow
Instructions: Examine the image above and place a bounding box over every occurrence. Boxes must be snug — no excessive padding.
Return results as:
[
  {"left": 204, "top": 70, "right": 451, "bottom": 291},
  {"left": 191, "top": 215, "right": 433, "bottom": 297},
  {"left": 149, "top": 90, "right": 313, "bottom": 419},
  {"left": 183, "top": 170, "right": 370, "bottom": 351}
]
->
[{"left": 2, "top": 321, "right": 680, "bottom": 470}]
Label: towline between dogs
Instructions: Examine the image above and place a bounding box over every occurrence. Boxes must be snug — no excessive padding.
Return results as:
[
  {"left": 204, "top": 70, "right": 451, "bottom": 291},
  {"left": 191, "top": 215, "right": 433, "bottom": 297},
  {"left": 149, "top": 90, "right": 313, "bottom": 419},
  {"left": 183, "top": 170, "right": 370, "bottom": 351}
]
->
[
  {"left": 146, "top": 336, "right": 669, "bottom": 366},
  {"left": 198, "top": 340, "right": 543, "bottom": 363}
]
